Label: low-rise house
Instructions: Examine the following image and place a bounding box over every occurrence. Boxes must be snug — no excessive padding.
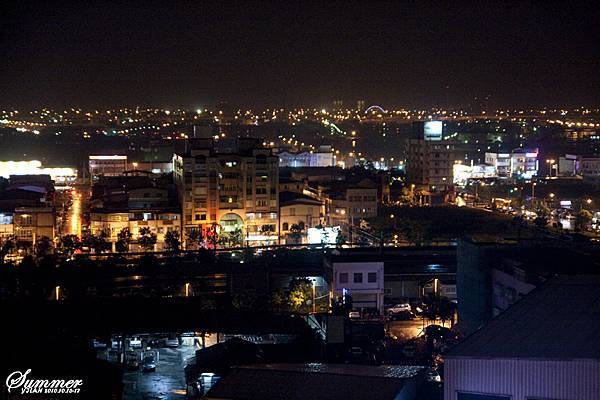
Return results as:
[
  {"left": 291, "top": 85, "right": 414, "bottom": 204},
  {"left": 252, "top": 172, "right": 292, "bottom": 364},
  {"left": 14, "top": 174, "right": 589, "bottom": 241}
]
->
[
  {"left": 279, "top": 191, "right": 325, "bottom": 244},
  {"left": 89, "top": 175, "right": 181, "bottom": 251}
]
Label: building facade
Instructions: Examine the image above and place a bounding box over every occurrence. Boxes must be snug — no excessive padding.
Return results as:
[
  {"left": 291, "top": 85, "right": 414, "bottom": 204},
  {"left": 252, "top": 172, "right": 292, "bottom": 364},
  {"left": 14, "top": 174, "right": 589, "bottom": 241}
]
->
[
  {"left": 332, "top": 260, "right": 385, "bottom": 314},
  {"left": 173, "top": 138, "right": 279, "bottom": 246},
  {"left": 89, "top": 155, "right": 128, "bottom": 180}
]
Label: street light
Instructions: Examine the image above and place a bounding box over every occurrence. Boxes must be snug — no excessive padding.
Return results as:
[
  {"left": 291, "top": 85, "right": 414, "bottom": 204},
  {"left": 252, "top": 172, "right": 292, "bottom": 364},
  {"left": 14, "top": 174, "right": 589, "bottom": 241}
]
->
[
  {"left": 312, "top": 280, "right": 316, "bottom": 314},
  {"left": 549, "top": 193, "right": 555, "bottom": 199}
]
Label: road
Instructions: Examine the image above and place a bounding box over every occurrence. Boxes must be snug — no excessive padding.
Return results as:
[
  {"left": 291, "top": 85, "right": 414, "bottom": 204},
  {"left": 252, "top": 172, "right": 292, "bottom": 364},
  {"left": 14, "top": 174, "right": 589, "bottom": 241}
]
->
[
  {"left": 65, "top": 190, "right": 83, "bottom": 237},
  {"left": 387, "top": 319, "right": 427, "bottom": 342}
]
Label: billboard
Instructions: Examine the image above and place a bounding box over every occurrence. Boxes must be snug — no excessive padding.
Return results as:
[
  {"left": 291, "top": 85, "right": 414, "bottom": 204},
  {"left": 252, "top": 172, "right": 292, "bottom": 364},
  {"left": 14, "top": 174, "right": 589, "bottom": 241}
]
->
[{"left": 424, "top": 121, "right": 443, "bottom": 141}]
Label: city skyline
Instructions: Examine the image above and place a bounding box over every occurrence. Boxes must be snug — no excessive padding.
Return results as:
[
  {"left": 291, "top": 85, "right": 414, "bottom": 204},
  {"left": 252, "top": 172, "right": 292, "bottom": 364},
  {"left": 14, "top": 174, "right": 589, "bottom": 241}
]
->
[{"left": 2, "top": 1, "right": 599, "bottom": 109}]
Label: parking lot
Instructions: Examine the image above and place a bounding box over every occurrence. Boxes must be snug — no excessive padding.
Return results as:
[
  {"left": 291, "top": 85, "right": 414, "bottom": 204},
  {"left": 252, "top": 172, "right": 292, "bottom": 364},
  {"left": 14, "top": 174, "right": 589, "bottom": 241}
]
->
[
  {"left": 95, "top": 343, "right": 196, "bottom": 400},
  {"left": 122, "top": 346, "right": 195, "bottom": 400}
]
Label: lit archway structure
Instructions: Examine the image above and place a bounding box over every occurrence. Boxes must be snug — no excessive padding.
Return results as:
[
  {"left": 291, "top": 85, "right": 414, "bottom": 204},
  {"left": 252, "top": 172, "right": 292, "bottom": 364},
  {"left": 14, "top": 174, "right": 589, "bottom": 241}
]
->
[
  {"left": 364, "top": 105, "right": 386, "bottom": 114},
  {"left": 219, "top": 213, "right": 243, "bottom": 233}
]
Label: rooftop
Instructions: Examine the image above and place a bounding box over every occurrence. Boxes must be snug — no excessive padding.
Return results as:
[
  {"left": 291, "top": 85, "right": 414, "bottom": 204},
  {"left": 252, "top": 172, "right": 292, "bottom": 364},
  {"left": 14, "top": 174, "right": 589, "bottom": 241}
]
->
[
  {"left": 446, "top": 275, "right": 600, "bottom": 360},
  {"left": 206, "top": 363, "right": 424, "bottom": 400}
]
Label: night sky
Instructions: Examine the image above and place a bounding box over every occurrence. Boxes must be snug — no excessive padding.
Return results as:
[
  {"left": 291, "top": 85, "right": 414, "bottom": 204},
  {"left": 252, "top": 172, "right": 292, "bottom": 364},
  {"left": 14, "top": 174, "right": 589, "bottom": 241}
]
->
[{"left": 1, "top": 1, "right": 599, "bottom": 109}]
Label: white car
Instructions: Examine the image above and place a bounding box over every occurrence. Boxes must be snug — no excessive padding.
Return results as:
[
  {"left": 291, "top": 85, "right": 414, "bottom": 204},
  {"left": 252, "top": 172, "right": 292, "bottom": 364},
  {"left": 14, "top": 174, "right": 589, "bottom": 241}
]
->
[
  {"left": 387, "top": 303, "right": 411, "bottom": 315},
  {"left": 348, "top": 311, "right": 361, "bottom": 319}
]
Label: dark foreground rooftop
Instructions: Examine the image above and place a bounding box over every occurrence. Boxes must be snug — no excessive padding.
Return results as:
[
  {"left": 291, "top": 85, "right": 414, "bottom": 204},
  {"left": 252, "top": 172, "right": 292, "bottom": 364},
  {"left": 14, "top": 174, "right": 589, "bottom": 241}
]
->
[
  {"left": 206, "top": 363, "right": 424, "bottom": 400},
  {"left": 447, "top": 275, "right": 600, "bottom": 360}
]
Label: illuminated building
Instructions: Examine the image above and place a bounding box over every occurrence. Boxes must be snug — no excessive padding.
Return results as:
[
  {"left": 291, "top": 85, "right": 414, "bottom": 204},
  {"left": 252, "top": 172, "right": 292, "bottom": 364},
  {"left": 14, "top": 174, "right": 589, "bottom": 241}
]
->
[
  {"left": 277, "top": 146, "right": 335, "bottom": 168},
  {"left": 89, "top": 175, "right": 181, "bottom": 251},
  {"left": 325, "top": 179, "right": 378, "bottom": 227},
  {"left": 406, "top": 121, "right": 456, "bottom": 193},
  {"left": 452, "top": 163, "right": 497, "bottom": 186},
  {"left": 0, "top": 175, "right": 56, "bottom": 244},
  {"left": 485, "top": 148, "right": 538, "bottom": 180},
  {"left": 279, "top": 191, "right": 325, "bottom": 243},
  {"left": 0, "top": 160, "right": 77, "bottom": 186},
  {"left": 89, "top": 155, "right": 128, "bottom": 180},
  {"left": 173, "top": 137, "right": 279, "bottom": 245},
  {"left": 485, "top": 152, "right": 511, "bottom": 178},
  {"left": 331, "top": 255, "right": 385, "bottom": 314},
  {"left": 356, "top": 99, "right": 365, "bottom": 112}
]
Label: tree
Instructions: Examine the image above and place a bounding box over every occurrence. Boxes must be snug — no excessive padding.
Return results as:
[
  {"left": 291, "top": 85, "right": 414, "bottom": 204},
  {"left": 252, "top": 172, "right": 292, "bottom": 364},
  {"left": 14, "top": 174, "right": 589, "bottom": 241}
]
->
[
  {"left": 138, "top": 227, "right": 157, "bottom": 252},
  {"left": 289, "top": 223, "right": 304, "bottom": 244},
  {"left": 398, "top": 219, "right": 432, "bottom": 246},
  {"left": 83, "top": 230, "right": 108, "bottom": 254},
  {"left": 186, "top": 229, "right": 204, "bottom": 250},
  {"left": 116, "top": 228, "right": 132, "bottom": 253},
  {"left": 165, "top": 230, "right": 181, "bottom": 253},
  {"left": 60, "top": 234, "right": 81, "bottom": 256},
  {"left": 335, "top": 228, "right": 347, "bottom": 248},
  {"left": 35, "top": 235, "right": 53, "bottom": 258},
  {"left": 575, "top": 209, "right": 593, "bottom": 232},
  {"left": 288, "top": 277, "right": 313, "bottom": 313},
  {"left": 0, "top": 235, "right": 16, "bottom": 264}
]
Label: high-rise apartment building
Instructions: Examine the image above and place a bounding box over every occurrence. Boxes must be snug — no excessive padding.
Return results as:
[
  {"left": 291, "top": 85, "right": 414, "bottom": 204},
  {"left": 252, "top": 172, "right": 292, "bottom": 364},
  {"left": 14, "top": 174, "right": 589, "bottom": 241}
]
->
[
  {"left": 406, "top": 121, "right": 456, "bottom": 193},
  {"left": 173, "top": 138, "right": 279, "bottom": 245}
]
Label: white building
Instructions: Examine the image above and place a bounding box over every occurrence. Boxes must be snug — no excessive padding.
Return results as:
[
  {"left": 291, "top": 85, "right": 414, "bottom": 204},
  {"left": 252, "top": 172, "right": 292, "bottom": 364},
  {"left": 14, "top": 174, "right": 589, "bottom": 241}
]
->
[
  {"left": 89, "top": 155, "right": 128, "bottom": 180},
  {"left": 278, "top": 148, "right": 334, "bottom": 168},
  {"left": 484, "top": 152, "right": 511, "bottom": 178},
  {"left": 445, "top": 275, "right": 600, "bottom": 400},
  {"left": 331, "top": 256, "right": 384, "bottom": 314},
  {"left": 485, "top": 149, "right": 538, "bottom": 180}
]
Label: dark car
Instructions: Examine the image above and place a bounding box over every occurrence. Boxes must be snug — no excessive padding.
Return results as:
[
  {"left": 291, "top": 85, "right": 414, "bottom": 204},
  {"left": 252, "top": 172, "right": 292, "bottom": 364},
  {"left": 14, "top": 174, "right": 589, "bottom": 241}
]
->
[{"left": 142, "top": 356, "right": 157, "bottom": 372}]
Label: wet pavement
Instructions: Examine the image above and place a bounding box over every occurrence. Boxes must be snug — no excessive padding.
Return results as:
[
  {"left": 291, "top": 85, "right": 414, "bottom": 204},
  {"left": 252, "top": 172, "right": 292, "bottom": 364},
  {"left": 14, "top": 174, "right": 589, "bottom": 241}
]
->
[{"left": 121, "top": 347, "right": 196, "bottom": 400}]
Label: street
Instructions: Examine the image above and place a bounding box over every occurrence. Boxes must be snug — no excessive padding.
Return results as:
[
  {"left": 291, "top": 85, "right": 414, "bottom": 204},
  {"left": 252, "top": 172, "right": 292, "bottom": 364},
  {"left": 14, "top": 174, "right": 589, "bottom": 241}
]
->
[
  {"left": 65, "top": 190, "right": 83, "bottom": 237},
  {"left": 387, "top": 319, "right": 428, "bottom": 342}
]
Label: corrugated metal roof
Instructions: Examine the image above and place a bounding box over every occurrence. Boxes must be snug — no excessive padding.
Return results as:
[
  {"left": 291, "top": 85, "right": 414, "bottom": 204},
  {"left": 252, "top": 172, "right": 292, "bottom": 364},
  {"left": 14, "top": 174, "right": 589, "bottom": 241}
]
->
[
  {"left": 206, "top": 364, "right": 424, "bottom": 400},
  {"left": 447, "top": 275, "right": 600, "bottom": 360}
]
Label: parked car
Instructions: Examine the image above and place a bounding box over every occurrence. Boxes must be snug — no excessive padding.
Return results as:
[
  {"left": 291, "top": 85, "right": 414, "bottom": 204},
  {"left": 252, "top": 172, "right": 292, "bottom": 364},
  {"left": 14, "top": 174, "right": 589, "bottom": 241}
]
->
[
  {"left": 387, "top": 303, "right": 411, "bottom": 316},
  {"left": 142, "top": 356, "right": 157, "bottom": 372},
  {"left": 389, "top": 310, "right": 415, "bottom": 321},
  {"left": 165, "top": 337, "right": 179, "bottom": 348},
  {"left": 348, "top": 311, "right": 361, "bottom": 319},
  {"left": 426, "top": 367, "right": 442, "bottom": 383},
  {"left": 424, "top": 325, "right": 456, "bottom": 341}
]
